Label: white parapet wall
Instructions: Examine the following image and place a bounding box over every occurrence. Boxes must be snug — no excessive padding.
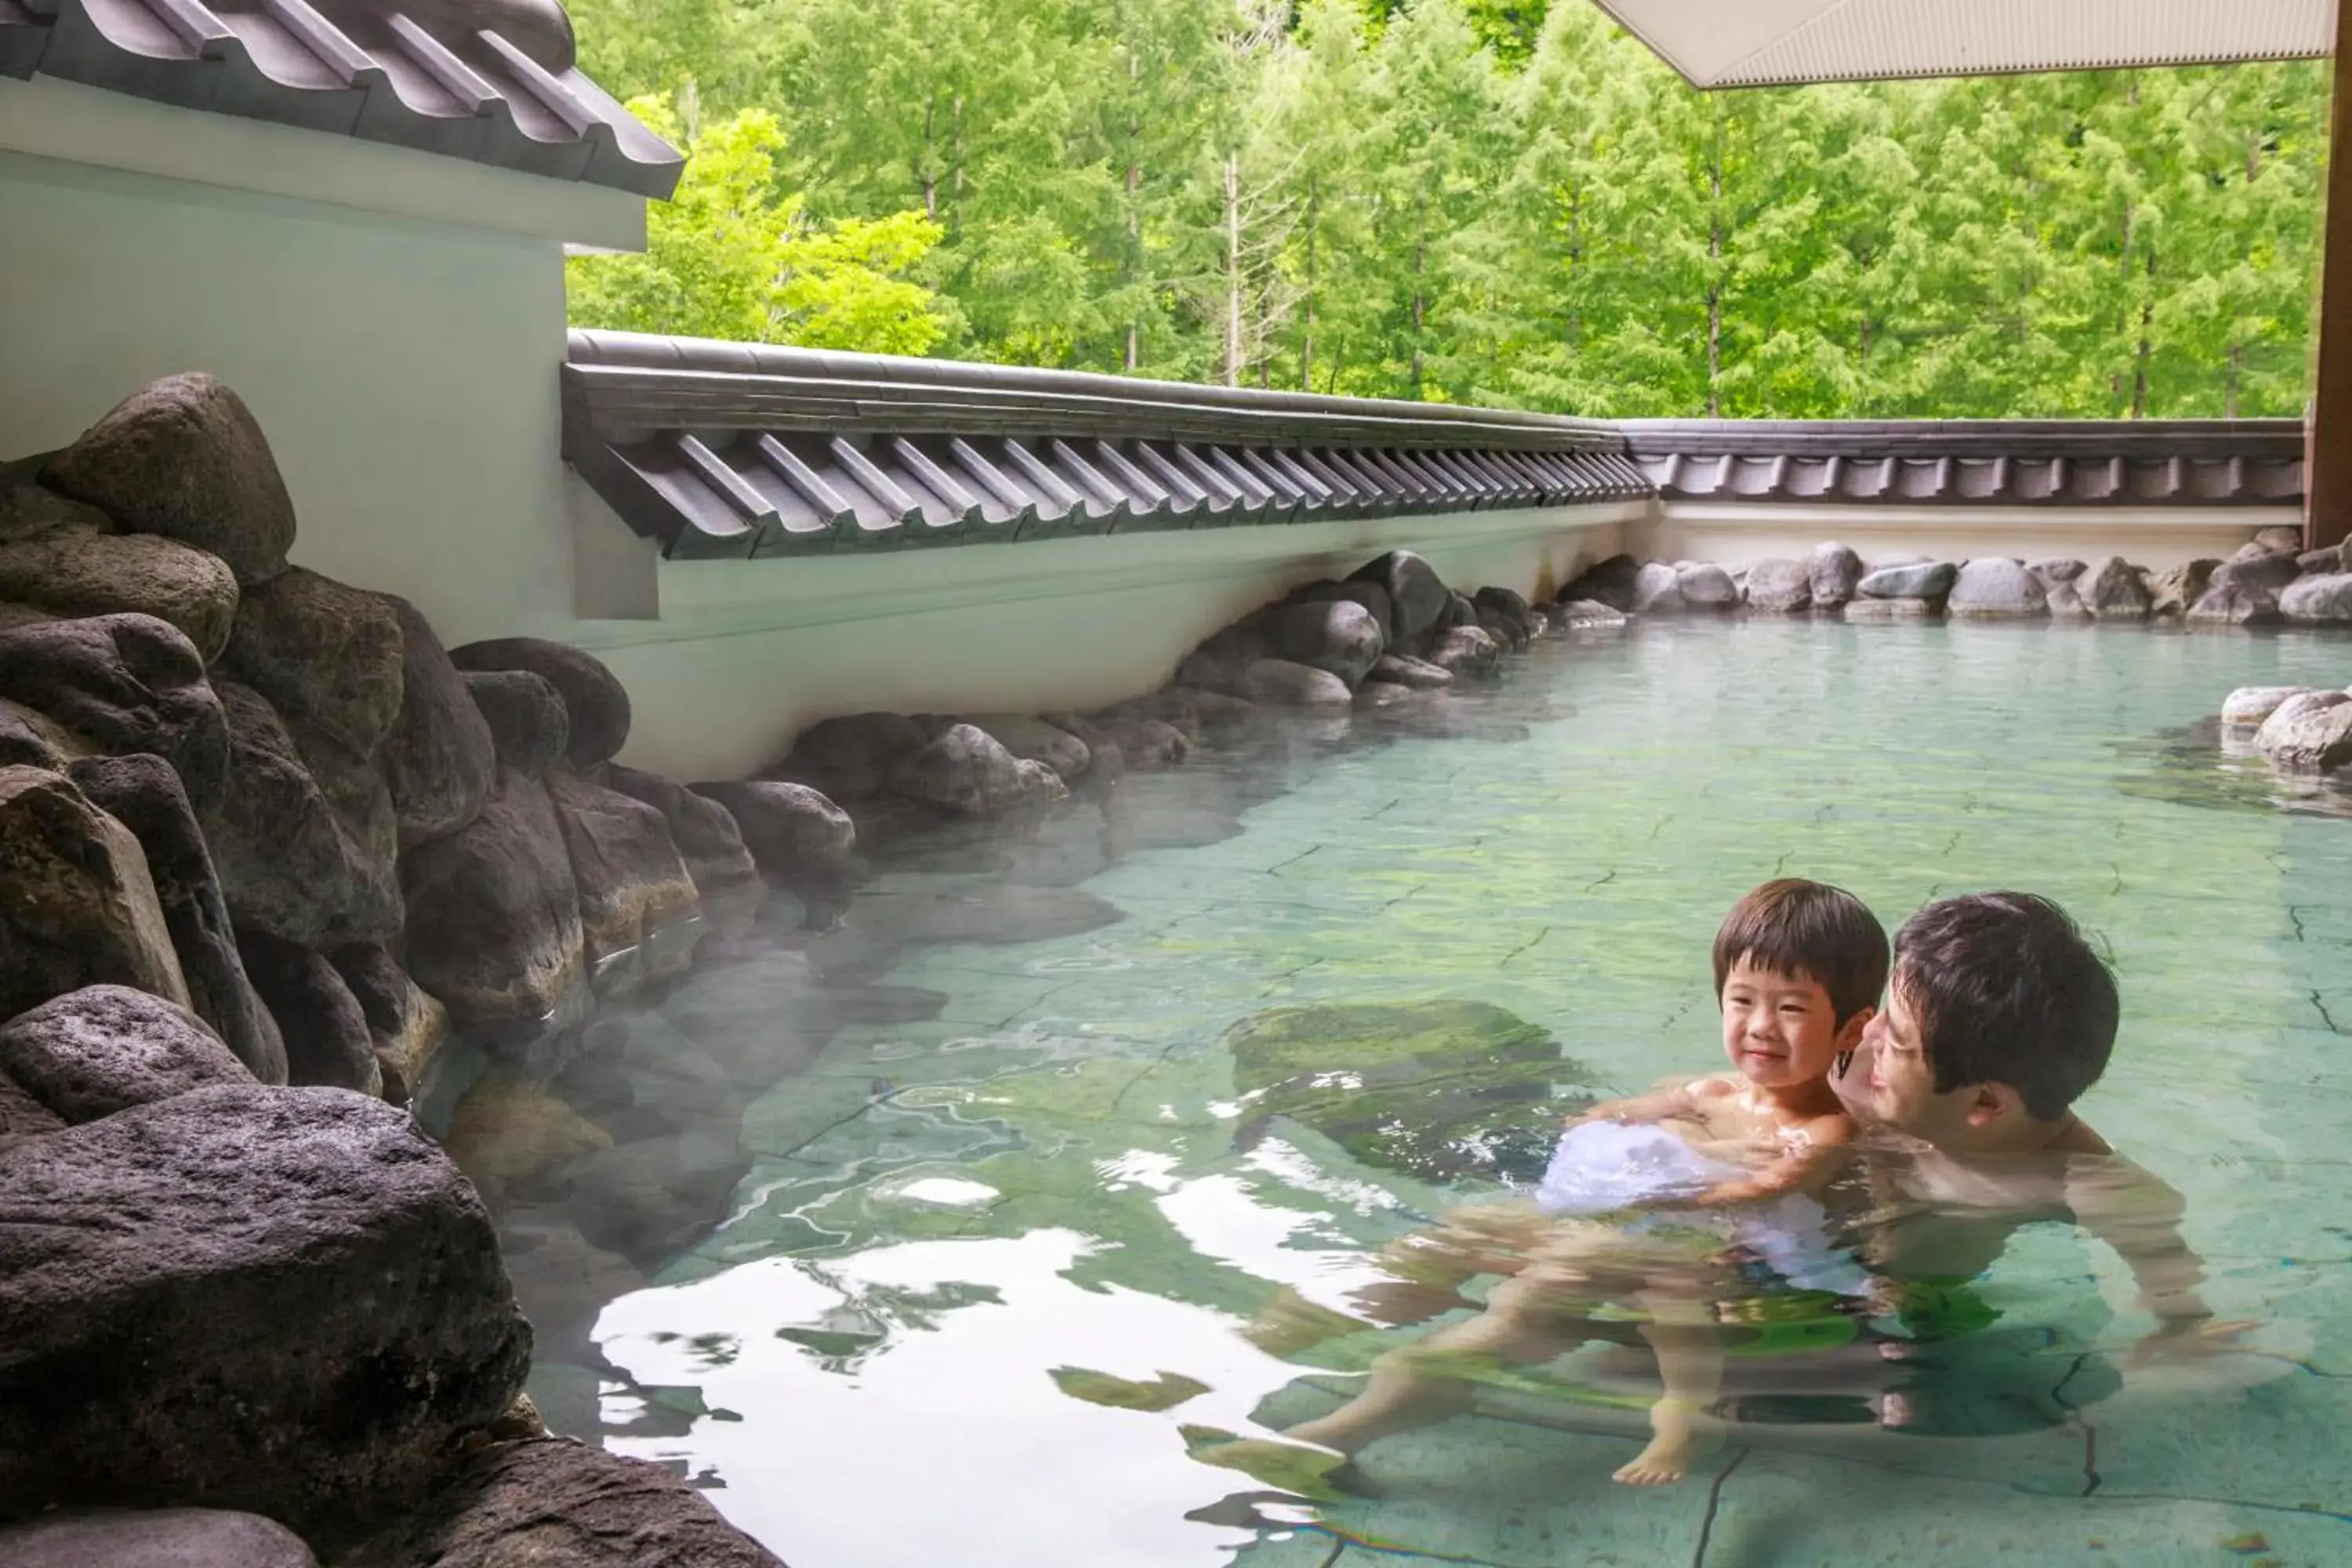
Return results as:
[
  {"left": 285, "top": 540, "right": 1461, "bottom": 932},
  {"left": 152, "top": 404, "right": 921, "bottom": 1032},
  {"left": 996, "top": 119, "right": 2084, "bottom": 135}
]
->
[{"left": 1644, "top": 500, "right": 2285, "bottom": 572}]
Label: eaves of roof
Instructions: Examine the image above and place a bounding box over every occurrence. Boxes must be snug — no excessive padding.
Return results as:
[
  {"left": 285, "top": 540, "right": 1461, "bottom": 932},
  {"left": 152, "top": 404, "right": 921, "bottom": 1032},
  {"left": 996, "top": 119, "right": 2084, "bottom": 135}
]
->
[{"left": 0, "top": 0, "right": 681, "bottom": 198}]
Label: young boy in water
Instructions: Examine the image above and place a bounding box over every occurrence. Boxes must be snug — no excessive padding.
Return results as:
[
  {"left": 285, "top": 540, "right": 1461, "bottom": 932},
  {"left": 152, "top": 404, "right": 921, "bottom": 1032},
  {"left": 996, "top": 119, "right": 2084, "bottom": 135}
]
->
[{"left": 1205, "top": 879, "right": 1889, "bottom": 1490}]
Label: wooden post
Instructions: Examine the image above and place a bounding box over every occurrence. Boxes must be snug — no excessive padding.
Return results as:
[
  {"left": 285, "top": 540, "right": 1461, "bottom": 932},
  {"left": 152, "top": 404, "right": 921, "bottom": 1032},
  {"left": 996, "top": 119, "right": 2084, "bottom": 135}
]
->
[{"left": 2310, "top": 5, "right": 2352, "bottom": 549}]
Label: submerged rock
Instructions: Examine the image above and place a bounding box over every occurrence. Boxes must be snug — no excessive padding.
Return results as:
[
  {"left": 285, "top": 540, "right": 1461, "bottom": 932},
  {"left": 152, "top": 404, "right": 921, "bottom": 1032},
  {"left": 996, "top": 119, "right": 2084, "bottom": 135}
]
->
[
  {"left": 544, "top": 768, "right": 700, "bottom": 987},
  {"left": 0, "top": 525, "right": 240, "bottom": 664},
  {"left": 0, "top": 764, "right": 190, "bottom": 1022},
  {"left": 380, "top": 596, "right": 495, "bottom": 848},
  {"left": 2255, "top": 691, "right": 2352, "bottom": 771},
  {"left": 0, "top": 613, "right": 227, "bottom": 808},
  {"left": 1370, "top": 652, "right": 1454, "bottom": 688},
  {"left": 1947, "top": 558, "right": 2049, "bottom": 619},
  {"left": 338, "top": 1439, "right": 783, "bottom": 1568},
  {"left": 1553, "top": 599, "right": 1629, "bottom": 633},
  {"left": 0, "top": 1084, "right": 531, "bottom": 1530},
  {"left": 1240, "top": 657, "right": 1353, "bottom": 709},
  {"left": 38, "top": 372, "right": 298, "bottom": 586},
  {"left": 1744, "top": 558, "right": 1812, "bottom": 614},
  {"left": 0, "top": 1508, "right": 318, "bottom": 1568},
  {"left": 65, "top": 754, "right": 286, "bottom": 1083},
  {"left": 400, "top": 768, "right": 586, "bottom": 1037},
  {"left": 1223, "top": 1001, "right": 1594, "bottom": 1184},
  {"left": 2223, "top": 686, "right": 2321, "bottom": 730},
  {"left": 1843, "top": 597, "right": 1940, "bottom": 623},
  {"left": 0, "top": 985, "right": 249, "bottom": 1125},
  {"left": 449, "top": 638, "right": 631, "bottom": 771}
]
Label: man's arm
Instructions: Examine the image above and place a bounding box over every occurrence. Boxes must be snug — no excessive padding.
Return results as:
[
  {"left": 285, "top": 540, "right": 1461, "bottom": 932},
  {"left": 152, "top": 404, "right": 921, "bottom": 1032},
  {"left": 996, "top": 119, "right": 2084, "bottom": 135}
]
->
[
  {"left": 2068, "top": 1158, "right": 2252, "bottom": 1359},
  {"left": 1685, "top": 1112, "right": 1854, "bottom": 1207}
]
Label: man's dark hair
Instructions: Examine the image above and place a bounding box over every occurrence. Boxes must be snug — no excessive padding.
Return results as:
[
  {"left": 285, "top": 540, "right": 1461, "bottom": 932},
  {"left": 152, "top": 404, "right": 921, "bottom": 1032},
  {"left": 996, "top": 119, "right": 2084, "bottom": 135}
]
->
[
  {"left": 1894, "top": 892, "right": 2118, "bottom": 1120},
  {"left": 1713, "top": 879, "right": 1889, "bottom": 1025}
]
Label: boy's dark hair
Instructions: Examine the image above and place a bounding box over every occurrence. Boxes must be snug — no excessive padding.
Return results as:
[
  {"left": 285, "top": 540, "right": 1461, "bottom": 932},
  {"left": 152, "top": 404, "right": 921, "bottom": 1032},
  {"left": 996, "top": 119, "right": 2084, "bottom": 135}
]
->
[
  {"left": 1713, "top": 879, "right": 1889, "bottom": 1025},
  {"left": 1894, "top": 892, "right": 2118, "bottom": 1121}
]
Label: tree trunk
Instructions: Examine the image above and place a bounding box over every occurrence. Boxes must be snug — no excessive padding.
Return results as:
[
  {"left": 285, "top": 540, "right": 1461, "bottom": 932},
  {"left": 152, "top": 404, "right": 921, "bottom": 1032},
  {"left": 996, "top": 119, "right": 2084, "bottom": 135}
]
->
[
  {"left": 2130, "top": 247, "right": 2156, "bottom": 419},
  {"left": 1301, "top": 179, "right": 1319, "bottom": 391},
  {"left": 1223, "top": 153, "right": 1243, "bottom": 387},
  {"left": 921, "top": 101, "right": 938, "bottom": 222},
  {"left": 1707, "top": 107, "right": 1725, "bottom": 418},
  {"left": 2227, "top": 342, "right": 2243, "bottom": 419},
  {"left": 1125, "top": 53, "right": 1142, "bottom": 373},
  {"left": 1410, "top": 222, "right": 1427, "bottom": 400}
]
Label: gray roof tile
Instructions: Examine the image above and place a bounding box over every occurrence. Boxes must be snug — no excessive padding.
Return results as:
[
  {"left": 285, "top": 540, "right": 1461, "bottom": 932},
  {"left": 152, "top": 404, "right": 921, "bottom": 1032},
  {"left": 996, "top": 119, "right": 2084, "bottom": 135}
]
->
[{"left": 2, "top": 0, "right": 681, "bottom": 197}]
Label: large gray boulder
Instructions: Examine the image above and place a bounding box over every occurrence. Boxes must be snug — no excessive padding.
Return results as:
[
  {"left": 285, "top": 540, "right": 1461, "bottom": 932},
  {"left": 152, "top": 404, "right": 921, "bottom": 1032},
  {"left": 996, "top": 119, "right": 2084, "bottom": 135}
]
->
[
  {"left": 200, "top": 681, "right": 401, "bottom": 949},
  {"left": 1947, "top": 558, "right": 2049, "bottom": 619},
  {"left": 1630, "top": 562, "right": 1683, "bottom": 615},
  {"left": 0, "top": 764, "right": 190, "bottom": 1022},
  {"left": 399, "top": 768, "right": 586, "bottom": 1036},
  {"left": 969, "top": 715, "right": 1091, "bottom": 782},
  {"left": 1472, "top": 586, "right": 1537, "bottom": 648},
  {"left": 0, "top": 1508, "right": 318, "bottom": 1568},
  {"left": 1089, "top": 713, "right": 1189, "bottom": 768},
  {"left": 1287, "top": 579, "right": 1394, "bottom": 648},
  {"left": 603, "top": 764, "right": 759, "bottom": 900},
  {"left": 379, "top": 597, "right": 495, "bottom": 848},
  {"left": 1809, "top": 543, "right": 1864, "bottom": 610},
  {"left": 0, "top": 1075, "right": 66, "bottom": 1139},
  {"left": 1859, "top": 561, "right": 1958, "bottom": 601},
  {"left": 2148, "top": 558, "right": 2220, "bottom": 619},
  {"left": 67, "top": 753, "right": 286, "bottom": 1083},
  {"left": 1425, "top": 624, "right": 1502, "bottom": 677},
  {"left": 464, "top": 669, "right": 569, "bottom": 781},
  {"left": 1556, "top": 554, "right": 1640, "bottom": 613},
  {"left": 2080, "top": 556, "right": 2152, "bottom": 621},
  {"left": 38, "top": 373, "right": 297, "bottom": 586},
  {"left": 1240, "top": 657, "right": 1352, "bottom": 709},
  {"left": 2207, "top": 548, "right": 2303, "bottom": 597},
  {"left": 0, "top": 985, "right": 249, "bottom": 1125},
  {"left": 2027, "top": 558, "right": 2089, "bottom": 588},
  {"left": 1347, "top": 550, "right": 1450, "bottom": 648},
  {"left": 1675, "top": 562, "right": 1739, "bottom": 611},
  {"left": 2280, "top": 572, "right": 2352, "bottom": 626},
  {"left": 0, "top": 614, "right": 228, "bottom": 809},
  {"left": 2222, "top": 686, "right": 2320, "bottom": 731},
  {"left": 543, "top": 768, "right": 700, "bottom": 982},
  {"left": 687, "top": 780, "right": 856, "bottom": 890},
  {"left": 1744, "top": 557, "right": 1812, "bottom": 614},
  {"left": 0, "top": 524, "right": 240, "bottom": 664},
  {"left": 329, "top": 942, "right": 448, "bottom": 1108},
  {"left": 765, "top": 712, "right": 927, "bottom": 800},
  {"left": 2254, "top": 691, "right": 2352, "bottom": 770},
  {"left": 339, "top": 1439, "right": 783, "bottom": 1568},
  {"left": 1254, "top": 599, "right": 1386, "bottom": 686},
  {"left": 448, "top": 639, "right": 631, "bottom": 771},
  {"left": 1552, "top": 599, "right": 1628, "bottom": 633},
  {"left": 235, "top": 929, "right": 379, "bottom": 1095},
  {"left": 2186, "top": 582, "right": 2282, "bottom": 627},
  {"left": 1369, "top": 652, "right": 1453, "bottom": 689},
  {"left": 0, "top": 1085, "right": 531, "bottom": 1528},
  {"left": 888, "top": 723, "right": 1068, "bottom": 816},
  {"left": 218, "top": 568, "right": 403, "bottom": 758}
]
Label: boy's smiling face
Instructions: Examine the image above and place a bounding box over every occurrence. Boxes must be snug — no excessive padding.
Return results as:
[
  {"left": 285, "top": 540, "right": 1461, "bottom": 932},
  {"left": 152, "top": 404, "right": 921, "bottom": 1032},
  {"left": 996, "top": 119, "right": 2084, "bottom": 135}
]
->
[{"left": 1719, "top": 959, "right": 1853, "bottom": 1091}]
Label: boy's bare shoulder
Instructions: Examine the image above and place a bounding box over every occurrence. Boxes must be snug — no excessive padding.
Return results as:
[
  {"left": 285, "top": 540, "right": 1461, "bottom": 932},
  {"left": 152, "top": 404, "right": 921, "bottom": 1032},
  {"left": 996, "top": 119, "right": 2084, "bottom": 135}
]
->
[{"left": 1682, "top": 1074, "right": 1742, "bottom": 1100}]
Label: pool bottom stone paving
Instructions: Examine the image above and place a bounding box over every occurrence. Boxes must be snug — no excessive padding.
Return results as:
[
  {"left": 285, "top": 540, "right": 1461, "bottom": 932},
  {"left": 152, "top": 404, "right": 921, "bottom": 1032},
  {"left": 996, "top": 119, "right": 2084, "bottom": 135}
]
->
[{"left": 530, "top": 619, "right": 2352, "bottom": 1568}]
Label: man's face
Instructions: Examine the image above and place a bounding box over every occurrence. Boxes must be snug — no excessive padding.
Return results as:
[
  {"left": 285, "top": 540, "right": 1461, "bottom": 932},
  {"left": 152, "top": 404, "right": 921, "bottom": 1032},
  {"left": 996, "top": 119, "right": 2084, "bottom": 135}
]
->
[{"left": 1832, "top": 976, "right": 1974, "bottom": 1142}]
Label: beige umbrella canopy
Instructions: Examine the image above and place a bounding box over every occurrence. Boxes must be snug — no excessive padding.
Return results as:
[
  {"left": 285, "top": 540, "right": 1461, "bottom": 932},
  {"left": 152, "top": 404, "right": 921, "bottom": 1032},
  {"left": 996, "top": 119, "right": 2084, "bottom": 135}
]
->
[{"left": 1592, "top": 0, "right": 2334, "bottom": 88}]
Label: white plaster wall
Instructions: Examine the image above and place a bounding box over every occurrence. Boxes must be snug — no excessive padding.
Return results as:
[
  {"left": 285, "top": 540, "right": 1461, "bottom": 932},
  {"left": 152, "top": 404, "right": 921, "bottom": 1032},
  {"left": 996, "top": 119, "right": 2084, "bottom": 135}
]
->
[
  {"left": 0, "top": 149, "right": 579, "bottom": 650},
  {"left": 1646, "top": 501, "right": 2286, "bottom": 572},
  {"left": 583, "top": 499, "right": 1637, "bottom": 779}
]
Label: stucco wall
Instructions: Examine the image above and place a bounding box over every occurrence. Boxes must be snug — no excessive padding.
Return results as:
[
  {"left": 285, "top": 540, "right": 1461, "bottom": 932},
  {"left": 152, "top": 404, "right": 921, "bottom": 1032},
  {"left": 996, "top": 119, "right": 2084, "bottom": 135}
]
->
[
  {"left": 0, "top": 147, "right": 580, "bottom": 652},
  {"left": 1646, "top": 501, "right": 2283, "bottom": 573}
]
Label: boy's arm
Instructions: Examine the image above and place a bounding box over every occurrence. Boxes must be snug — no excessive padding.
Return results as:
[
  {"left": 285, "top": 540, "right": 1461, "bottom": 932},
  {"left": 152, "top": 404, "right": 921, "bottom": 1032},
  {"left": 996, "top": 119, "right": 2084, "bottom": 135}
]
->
[
  {"left": 1573, "top": 1076, "right": 1719, "bottom": 1127},
  {"left": 1683, "top": 1112, "right": 1854, "bottom": 1207}
]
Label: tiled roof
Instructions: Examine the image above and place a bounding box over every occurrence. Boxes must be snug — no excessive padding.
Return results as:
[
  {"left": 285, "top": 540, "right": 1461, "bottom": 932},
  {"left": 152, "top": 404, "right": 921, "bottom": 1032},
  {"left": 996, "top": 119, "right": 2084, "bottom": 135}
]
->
[
  {"left": 1624, "top": 419, "right": 2304, "bottom": 507},
  {"left": 562, "top": 332, "right": 1651, "bottom": 559},
  {"left": 1, "top": 0, "right": 681, "bottom": 197}
]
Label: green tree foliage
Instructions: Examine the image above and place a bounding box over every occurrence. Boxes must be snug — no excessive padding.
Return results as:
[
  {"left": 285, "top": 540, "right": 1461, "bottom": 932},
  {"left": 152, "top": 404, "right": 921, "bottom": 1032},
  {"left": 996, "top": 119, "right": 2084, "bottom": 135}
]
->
[
  {"left": 567, "top": 96, "right": 953, "bottom": 356},
  {"left": 567, "top": 0, "right": 2328, "bottom": 417}
]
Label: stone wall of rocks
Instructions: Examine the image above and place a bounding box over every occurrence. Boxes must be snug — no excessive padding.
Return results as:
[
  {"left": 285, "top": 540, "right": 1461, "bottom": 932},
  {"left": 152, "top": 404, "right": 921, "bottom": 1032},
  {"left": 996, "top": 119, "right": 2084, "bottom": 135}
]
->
[
  {"left": 1555, "top": 525, "right": 2324, "bottom": 627},
  {"left": 0, "top": 376, "right": 788, "bottom": 1563}
]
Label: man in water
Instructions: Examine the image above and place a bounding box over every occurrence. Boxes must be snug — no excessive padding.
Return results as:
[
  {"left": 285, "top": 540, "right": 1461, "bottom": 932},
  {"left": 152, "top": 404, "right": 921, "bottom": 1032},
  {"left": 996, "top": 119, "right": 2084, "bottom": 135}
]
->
[{"left": 1201, "top": 891, "right": 2245, "bottom": 1490}]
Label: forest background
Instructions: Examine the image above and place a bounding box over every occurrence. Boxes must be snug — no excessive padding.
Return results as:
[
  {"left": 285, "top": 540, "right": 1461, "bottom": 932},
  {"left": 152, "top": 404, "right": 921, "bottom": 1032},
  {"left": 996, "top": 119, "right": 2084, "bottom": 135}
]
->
[{"left": 564, "top": 0, "right": 2331, "bottom": 420}]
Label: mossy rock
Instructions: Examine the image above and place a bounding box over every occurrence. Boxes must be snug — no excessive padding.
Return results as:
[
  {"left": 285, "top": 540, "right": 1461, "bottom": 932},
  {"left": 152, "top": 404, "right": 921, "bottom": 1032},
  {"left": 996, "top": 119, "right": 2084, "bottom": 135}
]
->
[{"left": 1221, "top": 1000, "right": 1593, "bottom": 1184}]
